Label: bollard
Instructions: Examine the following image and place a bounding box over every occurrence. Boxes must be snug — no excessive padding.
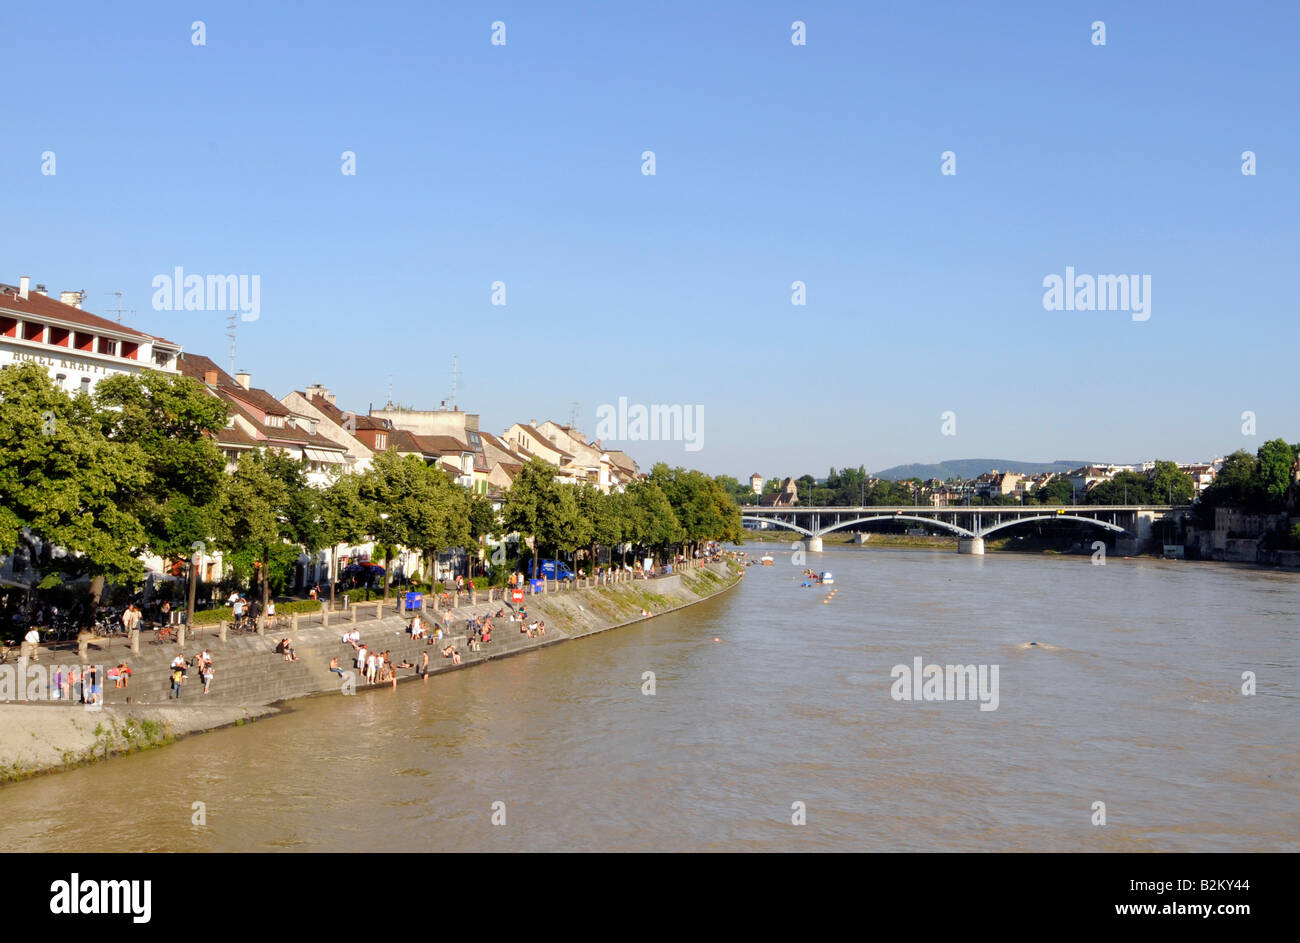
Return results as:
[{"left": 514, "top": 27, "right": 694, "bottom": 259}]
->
[
  {"left": 255, "top": 615, "right": 264, "bottom": 636},
  {"left": 375, "top": 601, "right": 383, "bottom": 621},
  {"left": 129, "top": 628, "right": 140, "bottom": 654},
  {"left": 321, "top": 601, "right": 330, "bottom": 628},
  {"left": 177, "top": 624, "right": 186, "bottom": 649},
  {"left": 292, "top": 613, "right": 300, "bottom": 632},
  {"left": 350, "top": 605, "right": 357, "bottom": 624},
  {"left": 398, "top": 593, "right": 406, "bottom": 614},
  {"left": 219, "top": 620, "right": 227, "bottom": 642},
  {"left": 471, "top": 584, "right": 476, "bottom": 605}
]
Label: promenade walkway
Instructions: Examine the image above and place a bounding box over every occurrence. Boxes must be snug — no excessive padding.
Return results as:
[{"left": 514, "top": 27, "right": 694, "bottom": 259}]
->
[{"left": 12, "top": 561, "right": 735, "bottom": 709}]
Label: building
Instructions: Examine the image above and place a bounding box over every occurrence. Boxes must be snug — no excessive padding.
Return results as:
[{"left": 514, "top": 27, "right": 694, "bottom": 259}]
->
[
  {"left": 758, "top": 477, "right": 798, "bottom": 507},
  {"left": 750, "top": 473, "right": 764, "bottom": 495},
  {"left": 282, "top": 384, "right": 375, "bottom": 472},
  {"left": 1, "top": 277, "right": 181, "bottom": 394},
  {"left": 177, "top": 355, "right": 348, "bottom": 486}
]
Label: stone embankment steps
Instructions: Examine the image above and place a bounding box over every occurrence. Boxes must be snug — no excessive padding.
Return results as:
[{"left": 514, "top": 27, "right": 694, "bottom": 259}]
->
[{"left": 81, "top": 562, "right": 737, "bottom": 708}]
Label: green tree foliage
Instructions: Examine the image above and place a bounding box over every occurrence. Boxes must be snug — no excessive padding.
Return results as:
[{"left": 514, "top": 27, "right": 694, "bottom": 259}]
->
[
  {"left": 0, "top": 363, "right": 148, "bottom": 589},
  {"left": 1149, "top": 460, "right": 1196, "bottom": 505},
  {"left": 92, "top": 371, "right": 229, "bottom": 562},
  {"left": 502, "top": 458, "right": 560, "bottom": 574},
  {"left": 212, "top": 450, "right": 290, "bottom": 614}
]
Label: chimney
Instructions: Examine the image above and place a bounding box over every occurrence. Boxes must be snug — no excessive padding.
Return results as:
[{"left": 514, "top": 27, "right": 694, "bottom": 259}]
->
[
  {"left": 19, "top": 276, "right": 30, "bottom": 299},
  {"left": 305, "top": 383, "right": 335, "bottom": 405},
  {"left": 34, "top": 284, "right": 47, "bottom": 296},
  {"left": 234, "top": 371, "right": 251, "bottom": 390},
  {"left": 59, "top": 290, "right": 84, "bottom": 308},
  {"left": 204, "top": 369, "right": 218, "bottom": 387}
]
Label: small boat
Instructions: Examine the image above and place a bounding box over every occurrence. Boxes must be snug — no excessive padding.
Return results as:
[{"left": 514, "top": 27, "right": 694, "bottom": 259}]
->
[
  {"left": 761, "top": 554, "right": 774, "bottom": 566},
  {"left": 820, "top": 571, "right": 834, "bottom": 585}
]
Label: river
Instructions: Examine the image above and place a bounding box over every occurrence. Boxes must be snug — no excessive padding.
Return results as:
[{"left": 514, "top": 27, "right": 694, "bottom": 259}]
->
[{"left": 1, "top": 547, "right": 1295, "bottom": 851}]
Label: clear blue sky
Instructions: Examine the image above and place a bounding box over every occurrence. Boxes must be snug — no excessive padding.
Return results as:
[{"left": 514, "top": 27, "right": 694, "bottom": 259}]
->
[{"left": 4, "top": 1, "right": 1296, "bottom": 477}]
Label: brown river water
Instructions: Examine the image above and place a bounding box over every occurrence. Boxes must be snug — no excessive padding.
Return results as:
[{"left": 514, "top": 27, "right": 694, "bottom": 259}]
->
[{"left": 1, "top": 547, "right": 1296, "bottom": 852}]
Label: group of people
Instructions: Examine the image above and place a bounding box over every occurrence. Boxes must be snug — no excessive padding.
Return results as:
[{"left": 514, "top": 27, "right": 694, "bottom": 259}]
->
[
  {"left": 350, "top": 642, "right": 412, "bottom": 687},
  {"left": 49, "top": 665, "right": 105, "bottom": 704},
  {"left": 170, "top": 651, "right": 215, "bottom": 698}
]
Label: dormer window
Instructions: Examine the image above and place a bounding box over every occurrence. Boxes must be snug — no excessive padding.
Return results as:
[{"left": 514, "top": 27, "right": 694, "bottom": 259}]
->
[{"left": 376, "top": 433, "right": 387, "bottom": 449}]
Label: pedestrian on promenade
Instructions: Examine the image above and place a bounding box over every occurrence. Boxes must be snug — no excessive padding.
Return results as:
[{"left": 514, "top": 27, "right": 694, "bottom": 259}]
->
[
  {"left": 202, "top": 661, "right": 214, "bottom": 693},
  {"left": 23, "top": 626, "right": 39, "bottom": 661},
  {"left": 170, "top": 664, "right": 184, "bottom": 699}
]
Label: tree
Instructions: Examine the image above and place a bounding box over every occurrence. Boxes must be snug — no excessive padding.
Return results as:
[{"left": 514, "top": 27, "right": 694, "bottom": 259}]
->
[
  {"left": 319, "top": 471, "right": 367, "bottom": 610},
  {"left": 0, "top": 363, "right": 148, "bottom": 596},
  {"left": 1199, "top": 450, "right": 1258, "bottom": 512},
  {"left": 467, "top": 491, "right": 498, "bottom": 580},
  {"left": 1084, "top": 471, "right": 1152, "bottom": 505},
  {"left": 502, "top": 458, "right": 560, "bottom": 577},
  {"left": 1033, "top": 478, "right": 1074, "bottom": 505},
  {"left": 1149, "top": 460, "right": 1195, "bottom": 506},
  {"left": 212, "top": 450, "right": 290, "bottom": 627},
  {"left": 406, "top": 465, "right": 470, "bottom": 587},
  {"left": 1255, "top": 439, "right": 1297, "bottom": 506},
  {"left": 625, "top": 480, "right": 681, "bottom": 564},
  {"left": 357, "top": 450, "right": 433, "bottom": 601}
]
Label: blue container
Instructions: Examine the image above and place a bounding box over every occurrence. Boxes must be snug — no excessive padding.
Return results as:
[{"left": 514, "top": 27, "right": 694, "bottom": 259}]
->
[
  {"left": 405, "top": 591, "right": 423, "bottom": 610},
  {"left": 530, "top": 579, "right": 544, "bottom": 592}
]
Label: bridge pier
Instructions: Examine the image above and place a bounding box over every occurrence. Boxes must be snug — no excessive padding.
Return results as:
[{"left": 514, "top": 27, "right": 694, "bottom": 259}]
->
[
  {"left": 958, "top": 537, "right": 985, "bottom": 555},
  {"left": 806, "top": 536, "right": 823, "bottom": 553}
]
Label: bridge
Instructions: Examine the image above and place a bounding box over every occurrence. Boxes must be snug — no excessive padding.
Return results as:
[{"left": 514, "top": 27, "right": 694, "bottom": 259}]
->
[{"left": 740, "top": 505, "right": 1193, "bottom": 555}]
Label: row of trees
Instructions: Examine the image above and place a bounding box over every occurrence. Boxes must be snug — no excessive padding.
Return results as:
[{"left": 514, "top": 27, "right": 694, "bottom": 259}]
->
[
  {"left": 502, "top": 459, "right": 744, "bottom": 576},
  {"left": 0, "top": 363, "right": 744, "bottom": 625}
]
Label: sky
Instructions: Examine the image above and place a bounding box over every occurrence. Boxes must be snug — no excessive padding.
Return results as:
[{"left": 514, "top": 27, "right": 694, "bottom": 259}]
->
[{"left": 3, "top": 1, "right": 1297, "bottom": 478}]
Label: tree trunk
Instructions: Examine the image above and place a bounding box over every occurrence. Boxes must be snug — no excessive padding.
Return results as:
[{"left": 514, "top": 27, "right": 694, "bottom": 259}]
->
[
  {"left": 259, "top": 549, "right": 270, "bottom": 633},
  {"left": 185, "top": 555, "right": 198, "bottom": 631},
  {"left": 383, "top": 548, "right": 393, "bottom": 601},
  {"left": 329, "top": 545, "right": 337, "bottom": 611}
]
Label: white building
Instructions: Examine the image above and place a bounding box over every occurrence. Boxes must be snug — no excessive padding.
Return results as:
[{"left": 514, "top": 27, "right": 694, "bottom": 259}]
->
[{"left": 0, "top": 276, "right": 180, "bottom": 393}]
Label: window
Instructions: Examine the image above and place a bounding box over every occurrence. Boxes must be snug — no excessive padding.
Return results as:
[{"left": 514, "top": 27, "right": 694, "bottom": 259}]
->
[
  {"left": 55, "top": 373, "right": 67, "bottom": 388},
  {"left": 153, "top": 350, "right": 172, "bottom": 367},
  {"left": 79, "top": 377, "right": 91, "bottom": 394},
  {"left": 376, "top": 433, "right": 387, "bottom": 449},
  {"left": 99, "top": 338, "right": 117, "bottom": 356}
]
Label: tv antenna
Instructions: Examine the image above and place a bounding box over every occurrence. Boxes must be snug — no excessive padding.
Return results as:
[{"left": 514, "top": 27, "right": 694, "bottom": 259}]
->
[
  {"left": 569, "top": 401, "right": 581, "bottom": 431},
  {"left": 449, "top": 355, "right": 460, "bottom": 409},
  {"left": 226, "top": 312, "right": 238, "bottom": 375},
  {"left": 105, "top": 290, "right": 135, "bottom": 325}
]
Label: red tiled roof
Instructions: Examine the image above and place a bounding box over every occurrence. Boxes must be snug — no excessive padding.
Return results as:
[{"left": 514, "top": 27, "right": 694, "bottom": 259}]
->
[{"left": 0, "top": 284, "right": 156, "bottom": 340}]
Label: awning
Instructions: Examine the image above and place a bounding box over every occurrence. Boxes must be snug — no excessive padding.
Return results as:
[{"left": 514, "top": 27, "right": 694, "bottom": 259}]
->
[{"left": 304, "top": 447, "right": 344, "bottom": 462}]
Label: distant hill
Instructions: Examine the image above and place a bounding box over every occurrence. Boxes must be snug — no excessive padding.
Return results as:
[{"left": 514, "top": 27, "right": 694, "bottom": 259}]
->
[{"left": 873, "top": 459, "right": 1096, "bottom": 481}]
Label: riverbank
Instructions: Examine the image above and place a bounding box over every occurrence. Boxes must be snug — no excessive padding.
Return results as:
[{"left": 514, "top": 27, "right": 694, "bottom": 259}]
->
[
  {"left": 0, "top": 703, "right": 274, "bottom": 784},
  {"left": 0, "top": 560, "right": 743, "bottom": 783}
]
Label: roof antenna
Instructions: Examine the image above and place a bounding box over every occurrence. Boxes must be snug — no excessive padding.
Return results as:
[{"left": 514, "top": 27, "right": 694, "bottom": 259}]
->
[
  {"left": 449, "top": 355, "right": 460, "bottom": 410},
  {"left": 570, "top": 401, "right": 581, "bottom": 431},
  {"left": 105, "top": 290, "right": 135, "bottom": 325},
  {"left": 226, "top": 311, "right": 238, "bottom": 375}
]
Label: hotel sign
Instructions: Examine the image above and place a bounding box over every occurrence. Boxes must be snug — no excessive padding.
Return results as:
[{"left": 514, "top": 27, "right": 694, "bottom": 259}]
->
[{"left": 8, "top": 350, "right": 118, "bottom": 375}]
